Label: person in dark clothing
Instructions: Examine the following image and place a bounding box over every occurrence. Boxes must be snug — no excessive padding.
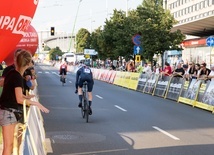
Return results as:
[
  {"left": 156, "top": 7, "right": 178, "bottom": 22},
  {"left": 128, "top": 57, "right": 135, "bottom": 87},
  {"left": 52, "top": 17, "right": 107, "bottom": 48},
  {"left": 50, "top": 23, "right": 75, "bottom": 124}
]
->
[
  {"left": 172, "top": 63, "right": 185, "bottom": 77},
  {"left": 76, "top": 62, "right": 94, "bottom": 115},
  {"left": 0, "top": 49, "right": 22, "bottom": 87},
  {"left": 0, "top": 49, "right": 49, "bottom": 155}
]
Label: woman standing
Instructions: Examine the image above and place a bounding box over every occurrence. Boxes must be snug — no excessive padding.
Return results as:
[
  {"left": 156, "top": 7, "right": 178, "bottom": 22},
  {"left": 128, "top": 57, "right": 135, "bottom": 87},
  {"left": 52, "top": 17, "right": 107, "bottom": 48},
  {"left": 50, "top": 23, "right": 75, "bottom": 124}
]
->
[{"left": 0, "top": 49, "right": 49, "bottom": 155}]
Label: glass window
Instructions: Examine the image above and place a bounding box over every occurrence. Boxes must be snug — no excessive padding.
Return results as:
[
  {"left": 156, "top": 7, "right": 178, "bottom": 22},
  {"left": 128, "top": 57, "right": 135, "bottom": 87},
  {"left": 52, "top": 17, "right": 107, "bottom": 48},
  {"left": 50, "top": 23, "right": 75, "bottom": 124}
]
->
[{"left": 205, "top": 0, "right": 208, "bottom": 7}]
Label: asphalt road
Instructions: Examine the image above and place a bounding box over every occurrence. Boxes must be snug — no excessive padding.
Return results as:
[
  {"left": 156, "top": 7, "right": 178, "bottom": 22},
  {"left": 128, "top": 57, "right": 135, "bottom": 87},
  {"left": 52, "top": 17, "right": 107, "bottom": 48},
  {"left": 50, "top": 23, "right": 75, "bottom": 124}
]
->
[{"left": 36, "top": 63, "right": 214, "bottom": 155}]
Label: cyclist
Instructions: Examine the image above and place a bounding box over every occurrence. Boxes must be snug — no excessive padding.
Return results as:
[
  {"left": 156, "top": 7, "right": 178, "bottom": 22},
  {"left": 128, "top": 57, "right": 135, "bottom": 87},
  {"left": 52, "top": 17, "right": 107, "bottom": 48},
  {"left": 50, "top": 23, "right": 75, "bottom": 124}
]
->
[
  {"left": 59, "top": 60, "right": 67, "bottom": 82},
  {"left": 76, "top": 61, "right": 94, "bottom": 115}
]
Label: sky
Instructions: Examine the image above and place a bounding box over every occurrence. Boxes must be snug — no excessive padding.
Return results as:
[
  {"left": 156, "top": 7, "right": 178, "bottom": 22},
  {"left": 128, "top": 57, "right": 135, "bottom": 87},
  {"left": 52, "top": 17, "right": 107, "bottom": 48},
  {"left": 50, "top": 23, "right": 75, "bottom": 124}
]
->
[{"left": 31, "top": 0, "right": 143, "bottom": 35}]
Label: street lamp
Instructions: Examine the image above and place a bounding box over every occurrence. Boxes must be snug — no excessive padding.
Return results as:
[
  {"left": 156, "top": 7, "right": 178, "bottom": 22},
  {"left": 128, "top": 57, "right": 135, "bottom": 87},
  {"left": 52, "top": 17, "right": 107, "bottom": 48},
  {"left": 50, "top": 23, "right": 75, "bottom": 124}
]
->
[
  {"left": 68, "top": 0, "right": 82, "bottom": 52},
  {"left": 126, "top": 0, "right": 130, "bottom": 17}
]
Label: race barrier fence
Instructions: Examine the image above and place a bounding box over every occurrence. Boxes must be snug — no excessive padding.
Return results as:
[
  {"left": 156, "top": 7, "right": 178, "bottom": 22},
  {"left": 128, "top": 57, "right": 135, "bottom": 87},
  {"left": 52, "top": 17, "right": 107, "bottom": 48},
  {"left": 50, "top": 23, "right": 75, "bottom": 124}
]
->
[
  {"left": 89, "top": 68, "right": 214, "bottom": 114},
  {"left": 12, "top": 84, "right": 47, "bottom": 155}
]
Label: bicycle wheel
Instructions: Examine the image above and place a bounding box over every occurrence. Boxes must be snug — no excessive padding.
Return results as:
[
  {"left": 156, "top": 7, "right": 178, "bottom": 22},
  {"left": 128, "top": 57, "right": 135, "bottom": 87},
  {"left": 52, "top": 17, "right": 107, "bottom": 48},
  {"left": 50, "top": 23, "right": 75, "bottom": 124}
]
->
[
  {"left": 81, "top": 100, "right": 86, "bottom": 118},
  {"left": 85, "top": 99, "right": 89, "bottom": 123}
]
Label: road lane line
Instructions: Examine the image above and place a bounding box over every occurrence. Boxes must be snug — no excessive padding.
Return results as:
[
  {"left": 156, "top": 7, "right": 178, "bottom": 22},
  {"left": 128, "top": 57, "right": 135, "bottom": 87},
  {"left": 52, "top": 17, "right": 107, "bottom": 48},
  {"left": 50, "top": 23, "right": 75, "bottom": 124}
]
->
[
  {"left": 69, "top": 81, "right": 72, "bottom": 83},
  {"left": 38, "top": 71, "right": 42, "bottom": 73},
  {"left": 96, "top": 95, "right": 103, "bottom": 99},
  {"left": 152, "top": 126, "right": 180, "bottom": 140},
  {"left": 45, "top": 71, "right": 50, "bottom": 74},
  {"left": 114, "top": 105, "right": 127, "bottom": 112}
]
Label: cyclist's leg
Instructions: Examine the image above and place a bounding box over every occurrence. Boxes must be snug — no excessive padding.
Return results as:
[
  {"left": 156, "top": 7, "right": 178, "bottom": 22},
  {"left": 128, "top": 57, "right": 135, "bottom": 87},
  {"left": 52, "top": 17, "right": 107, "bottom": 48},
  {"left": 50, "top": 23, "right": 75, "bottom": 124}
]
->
[
  {"left": 87, "top": 80, "right": 93, "bottom": 115},
  {"left": 77, "top": 79, "right": 83, "bottom": 107}
]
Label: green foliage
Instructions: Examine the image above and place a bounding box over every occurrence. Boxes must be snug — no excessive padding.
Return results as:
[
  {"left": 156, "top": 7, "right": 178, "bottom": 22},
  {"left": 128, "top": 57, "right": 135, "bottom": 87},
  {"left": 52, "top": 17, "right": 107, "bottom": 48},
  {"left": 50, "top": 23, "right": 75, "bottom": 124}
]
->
[
  {"left": 79, "top": 0, "right": 185, "bottom": 62},
  {"left": 76, "top": 28, "right": 91, "bottom": 53},
  {"left": 44, "top": 45, "right": 51, "bottom": 51},
  {"left": 48, "top": 46, "right": 63, "bottom": 60},
  {"left": 136, "top": 0, "right": 185, "bottom": 62}
]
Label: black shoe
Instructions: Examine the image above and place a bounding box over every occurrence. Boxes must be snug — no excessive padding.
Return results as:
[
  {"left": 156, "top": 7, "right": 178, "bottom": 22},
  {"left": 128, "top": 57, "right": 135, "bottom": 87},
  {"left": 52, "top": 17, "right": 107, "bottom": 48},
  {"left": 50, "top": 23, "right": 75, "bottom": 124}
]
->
[
  {"left": 89, "top": 107, "right": 92, "bottom": 115},
  {"left": 75, "top": 90, "right": 78, "bottom": 94},
  {"left": 78, "top": 103, "right": 82, "bottom": 108}
]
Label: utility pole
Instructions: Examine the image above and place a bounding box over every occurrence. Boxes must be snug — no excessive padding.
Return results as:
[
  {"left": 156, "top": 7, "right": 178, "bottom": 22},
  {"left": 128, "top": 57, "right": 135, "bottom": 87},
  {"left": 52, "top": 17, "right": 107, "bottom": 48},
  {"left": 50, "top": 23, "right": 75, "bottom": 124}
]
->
[
  {"left": 126, "top": 0, "right": 129, "bottom": 17},
  {"left": 68, "top": 0, "right": 82, "bottom": 52}
]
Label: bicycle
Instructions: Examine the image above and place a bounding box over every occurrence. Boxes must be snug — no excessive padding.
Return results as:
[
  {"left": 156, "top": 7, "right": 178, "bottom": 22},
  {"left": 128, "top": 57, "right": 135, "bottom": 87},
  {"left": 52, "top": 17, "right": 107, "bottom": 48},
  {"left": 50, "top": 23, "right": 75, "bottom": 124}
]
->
[
  {"left": 60, "top": 74, "right": 66, "bottom": 86},
  {"left": 81, "top": 81, "right": 90, "bottom": 123}
]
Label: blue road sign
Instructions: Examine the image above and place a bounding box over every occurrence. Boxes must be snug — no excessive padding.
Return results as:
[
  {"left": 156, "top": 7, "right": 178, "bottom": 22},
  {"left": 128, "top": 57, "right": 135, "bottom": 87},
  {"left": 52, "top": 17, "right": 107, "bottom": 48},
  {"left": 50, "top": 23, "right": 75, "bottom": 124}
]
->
[
  {"left": 133, "top": 45, "right": 142, "bottom": 55},
  {"left": 206, "top": 36, "right": 214, "bottom": 47},
  {"left": 132, "top": 34, "right": 141, "bottom": 46}
]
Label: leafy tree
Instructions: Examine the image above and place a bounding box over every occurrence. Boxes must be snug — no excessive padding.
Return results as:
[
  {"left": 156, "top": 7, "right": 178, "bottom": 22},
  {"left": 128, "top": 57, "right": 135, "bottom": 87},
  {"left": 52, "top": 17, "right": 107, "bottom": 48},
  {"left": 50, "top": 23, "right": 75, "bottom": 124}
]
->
[
  {"left": 136, "top": 0, "right": 185, "bottom": 63},
  {"left": 44, "top": 45, "right": 51, "bottom": 51},
  {"left": 49, "top": 46, "right": 63, "bottom": 60},
  {"left": 98, "top": 9, "right": 139, "bottom": 61},
  {"left": 76, "top": 28, "right": 91, "bottom": 53}
]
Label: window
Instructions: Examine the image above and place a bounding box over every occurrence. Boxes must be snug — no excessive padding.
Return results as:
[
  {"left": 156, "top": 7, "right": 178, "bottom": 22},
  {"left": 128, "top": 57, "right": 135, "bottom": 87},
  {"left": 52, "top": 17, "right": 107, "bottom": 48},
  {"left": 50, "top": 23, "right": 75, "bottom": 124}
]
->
[{"left": 204, "top": 0, "right": 208, "bottom": 7}]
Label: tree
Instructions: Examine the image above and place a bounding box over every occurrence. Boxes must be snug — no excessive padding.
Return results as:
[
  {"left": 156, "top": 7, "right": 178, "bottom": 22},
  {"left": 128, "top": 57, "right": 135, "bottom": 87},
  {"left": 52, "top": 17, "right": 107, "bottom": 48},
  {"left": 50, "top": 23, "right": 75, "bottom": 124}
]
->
[
  {"left": 49, "top": 47, "right": 63, "bottom": 60},
  {"left": 136, "top": 0, "right": 185, "bottom": 64},
  {"left": 97, "top": 9, "right": 139, "bottom": 61},
  {"left": 76, "top": 28, "right": 91, "bottom": 53}
]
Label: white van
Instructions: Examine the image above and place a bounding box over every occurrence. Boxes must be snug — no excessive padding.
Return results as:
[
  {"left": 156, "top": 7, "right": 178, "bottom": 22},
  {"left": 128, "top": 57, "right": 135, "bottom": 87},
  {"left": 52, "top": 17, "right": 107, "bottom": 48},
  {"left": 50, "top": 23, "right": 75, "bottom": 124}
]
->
[{"left": 62, "top": 52, "right": 76, "bottom": 64}]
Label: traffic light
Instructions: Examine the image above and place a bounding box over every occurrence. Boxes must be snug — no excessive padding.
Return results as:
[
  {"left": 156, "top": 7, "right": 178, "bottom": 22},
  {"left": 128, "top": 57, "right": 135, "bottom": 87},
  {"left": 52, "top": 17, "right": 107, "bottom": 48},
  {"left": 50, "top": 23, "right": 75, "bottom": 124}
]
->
[
  {"left": 42, "top": 43, "right": 45, "bottom": 48},
  {"left": 50, "top": 27, "right": 55, "bottom": 36}
]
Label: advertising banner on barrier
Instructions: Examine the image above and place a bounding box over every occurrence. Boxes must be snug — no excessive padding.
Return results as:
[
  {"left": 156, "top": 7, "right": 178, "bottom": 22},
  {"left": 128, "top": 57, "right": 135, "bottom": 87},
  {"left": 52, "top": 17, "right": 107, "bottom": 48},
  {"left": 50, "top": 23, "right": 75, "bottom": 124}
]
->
[
  {"left": 143, "top": 73, "right": 158, "bottom": 94},
  {"left": 196, "top": 81, "right": 208, "bottom": 103},
  {"left": 178, "top": 79, "right": 201, "bottom": 106},
  {"left": 128, "top": 72, "right": 140, "bottom": 90},
  {"left": 201, "top": 81, "right": 214, "bottom": 106},
  {"left": 137, "top": 73, "right": 148, "bottom": 92},
  {"left": 194, "top": 81, "right": 214, "bottom": 112},
  {"left": 122, "top": 72, "right": 131, "bottom": 88},
  {"left": 153, "top": 75, "right": 171, "bottom": 97},
  {"left": 113, "top": 71, "right": 122, "bottom": 86},
  {"left": 165, "top": 76, "right": 184, "bottom": 101},
  {"left": 109, "top": 70, "right": 117, "bottom": 84}
]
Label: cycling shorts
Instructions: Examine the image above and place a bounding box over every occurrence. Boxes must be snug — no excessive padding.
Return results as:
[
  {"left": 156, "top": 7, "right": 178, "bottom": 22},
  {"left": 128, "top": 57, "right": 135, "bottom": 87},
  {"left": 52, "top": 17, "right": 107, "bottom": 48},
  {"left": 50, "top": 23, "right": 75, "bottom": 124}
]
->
[
  {"left": 78, "top": 78, "right": 94, "bottom": 92},
  {"left": 60, "top": 69, "right": 67, "bottom": 75}
]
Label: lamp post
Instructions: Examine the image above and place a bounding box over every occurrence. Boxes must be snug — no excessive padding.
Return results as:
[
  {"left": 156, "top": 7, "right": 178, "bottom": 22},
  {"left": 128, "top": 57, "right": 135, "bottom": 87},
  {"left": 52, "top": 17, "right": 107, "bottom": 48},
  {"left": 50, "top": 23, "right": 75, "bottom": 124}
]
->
[
  {"left": 126, "top": 0, "right": 130, "bottom": 17},
  {"left": 68, "top": 0, "right": 82, "bottom": 52}
]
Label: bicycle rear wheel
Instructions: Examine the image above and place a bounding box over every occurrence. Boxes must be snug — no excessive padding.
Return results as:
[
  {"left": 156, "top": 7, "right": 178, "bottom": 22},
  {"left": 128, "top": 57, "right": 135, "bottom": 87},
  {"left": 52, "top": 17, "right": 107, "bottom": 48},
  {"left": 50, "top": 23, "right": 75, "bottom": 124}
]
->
[
  {"left": 81, "top": 100, "right": 86, "bottom": 118},
  {"left": 85, "top": 100, "right": 89, "bottom": 123}
]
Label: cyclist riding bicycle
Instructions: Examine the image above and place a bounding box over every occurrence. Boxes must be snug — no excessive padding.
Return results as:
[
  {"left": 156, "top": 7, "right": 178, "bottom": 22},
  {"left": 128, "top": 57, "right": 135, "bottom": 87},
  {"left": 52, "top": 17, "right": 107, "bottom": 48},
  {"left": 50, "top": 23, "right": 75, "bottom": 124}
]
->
[
  {"left": 59, "top": 60, "right": 67, "bottom": 82},
  {"left": 76, "top": 61, "right": 94, "bottom": 115}
]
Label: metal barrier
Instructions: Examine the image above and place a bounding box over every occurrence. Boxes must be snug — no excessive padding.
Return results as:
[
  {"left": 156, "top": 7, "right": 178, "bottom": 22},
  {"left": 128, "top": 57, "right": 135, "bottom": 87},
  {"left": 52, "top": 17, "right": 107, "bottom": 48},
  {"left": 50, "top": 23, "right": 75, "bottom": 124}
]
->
[{"left": 13, "top": 87, "right": 47, "bottom": 155}]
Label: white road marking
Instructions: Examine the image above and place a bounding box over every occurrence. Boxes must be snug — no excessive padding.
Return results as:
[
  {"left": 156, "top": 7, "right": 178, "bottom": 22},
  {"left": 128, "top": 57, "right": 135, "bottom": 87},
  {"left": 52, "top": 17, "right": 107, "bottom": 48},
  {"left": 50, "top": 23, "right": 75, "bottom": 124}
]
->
[
  {"left": 152, "top": 126, "right": 180, "bottom": 140},
  {"left": 96, "top": 95, "right": 103, "bottom": 99},
  {"left": 38, "top": 71, "right": 42, "bottom": 73},
  {"left": 114, "top": 105, "right": 127, "bottom": 112},
  {"left": 69, "top": 81, "right": 72, "bottom": 83},
  {"left": 45, "top": 71, "right": 50, "bottom": 74}
]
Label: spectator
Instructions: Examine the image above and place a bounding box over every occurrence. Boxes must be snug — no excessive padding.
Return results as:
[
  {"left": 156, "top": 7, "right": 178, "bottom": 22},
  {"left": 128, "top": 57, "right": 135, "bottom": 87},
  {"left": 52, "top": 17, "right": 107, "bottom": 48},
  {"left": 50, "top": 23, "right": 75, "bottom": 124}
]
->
[
  {"left": 0, "top": 49, "right": 49, "bottom": 155},
  {"left": 0, "top": 49, "right": 22, "bottom": 87},
  {"left": 207, "top": 64, "right": 214, "bottom": 81},
  {"left": 23, "top": 67, "right": 35, "bottom": 95},
  {"left": 161, "top": 62, "right": 172, "bottom": 76},
  {"left": 188, "top": 62, "right": 196, "bottom": 79},
  {"left": 192, "top": 63, "right": 200, "bottom": 79},
  {"left": 0, "top": 62, "right": 3, "bottom": 70},
  {"left": 173, "top": 63, "right": 185, "bottom": 77},
  {"left": 198, "top": 62, "right": 211, "bottom": 80},
  {"left": 182, "top": 64, "right": 189, "bottom": 80},
  {"left": 143, "top": 62, "right": 152, "bottom": 75}
]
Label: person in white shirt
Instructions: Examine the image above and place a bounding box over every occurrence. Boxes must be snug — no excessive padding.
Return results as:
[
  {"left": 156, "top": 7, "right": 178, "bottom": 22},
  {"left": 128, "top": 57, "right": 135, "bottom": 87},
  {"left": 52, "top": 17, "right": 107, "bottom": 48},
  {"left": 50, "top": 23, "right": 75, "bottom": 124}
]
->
[
  {"left": 143, "top": 63, "right": 152, "bottom": 76},
  {"left": 207, "top": 64, "right": 214, "bottom": 81}
]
